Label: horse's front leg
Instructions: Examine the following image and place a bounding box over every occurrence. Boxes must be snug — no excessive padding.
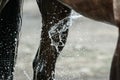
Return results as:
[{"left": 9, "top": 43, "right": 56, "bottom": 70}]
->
[
  {"left": 0, "top": 0, "right": 22, "bottom": 80},
  {"left": 33, "top": 0, "right": 71, "bottom": 80}
]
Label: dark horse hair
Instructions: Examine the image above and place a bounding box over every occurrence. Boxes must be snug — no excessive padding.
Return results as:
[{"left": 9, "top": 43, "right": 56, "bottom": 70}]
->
[
  {"left": 0, "top": 0, "right": 120, "bottom": 80},
  {"left": 0, "top": 0, "right": 71, "bottom": 80},
  {"left": 0, "top": 0, "right": 22, "bottom": 79}
]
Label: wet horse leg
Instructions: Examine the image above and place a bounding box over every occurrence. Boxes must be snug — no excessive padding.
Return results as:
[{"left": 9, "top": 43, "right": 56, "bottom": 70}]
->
[
  {"left": 0, "top": 0, "right": 22, "bottom": 79},
  {"left": 33, "top": 0, "right": 71, "bottom": 80},
  {"left": 110, "top": 1, "right": 120, "bottom": 79},
  {"left": 110, "top": 23, "right": 120, "bottom": 80}
]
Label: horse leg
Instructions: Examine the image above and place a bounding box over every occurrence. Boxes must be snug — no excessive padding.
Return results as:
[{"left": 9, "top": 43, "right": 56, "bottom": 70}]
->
[
  {"left": 110, "top": 0, "right": 120, "bottom": 76},
  {"left": 0, "top": 0, "right": 22, "bottom": 79},
  {"left": 110, "top": 25, "right": 120, "bottom": 80},
  {"left": 33, "top": 0, "right": 71, "bottom": 80}
]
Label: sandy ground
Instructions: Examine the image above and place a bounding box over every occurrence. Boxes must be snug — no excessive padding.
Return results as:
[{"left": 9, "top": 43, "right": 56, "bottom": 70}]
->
[{"left": 14, "top": 0, "right": 118, "bottom": 80}]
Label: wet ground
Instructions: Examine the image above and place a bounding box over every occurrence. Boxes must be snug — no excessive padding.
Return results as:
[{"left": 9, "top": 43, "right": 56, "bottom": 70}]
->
[{"left": 14, "top": 0, "right": 118, "bottom": 80}]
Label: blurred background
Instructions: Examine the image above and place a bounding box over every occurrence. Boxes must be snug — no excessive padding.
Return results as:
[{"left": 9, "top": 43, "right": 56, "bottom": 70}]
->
[{"left": 14, "top": 0, "right": 118, "bottom": 80}]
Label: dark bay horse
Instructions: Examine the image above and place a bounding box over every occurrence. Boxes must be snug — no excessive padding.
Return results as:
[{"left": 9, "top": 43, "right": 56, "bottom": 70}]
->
[{"left": 0, "top": 0, "right": 120, "bottom": 80}]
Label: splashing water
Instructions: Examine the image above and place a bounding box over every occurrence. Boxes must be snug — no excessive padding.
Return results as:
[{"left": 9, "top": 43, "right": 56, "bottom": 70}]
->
[
  {"left": 71, "top": 11, "right": 82, "bottom": 19},
  {"left": 14, "top": 11, "right": 81, "bottom": 80},
  {"left": 48, "top": 15, "right": 72, "bottom": 53},
  {"left": 48, "top": 11, "right": 81, "bottom": 53}
]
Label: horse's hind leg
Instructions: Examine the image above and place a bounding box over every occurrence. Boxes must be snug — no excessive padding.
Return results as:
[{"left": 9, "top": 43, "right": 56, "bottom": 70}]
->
[
  {"left": 0, "top": 0, "right": 22, "bottom": 79},
  {"left": 33, "top": 0, "right": 71, "bottom": 80},
  {"left": 110, "top": 23, "right": 120, "bottom": 80}
]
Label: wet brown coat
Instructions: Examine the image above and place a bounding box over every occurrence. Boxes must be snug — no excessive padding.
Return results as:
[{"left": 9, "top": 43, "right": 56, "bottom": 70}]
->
[{"left": 59, "top": 0, "right": 120, "bottom": 25}]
